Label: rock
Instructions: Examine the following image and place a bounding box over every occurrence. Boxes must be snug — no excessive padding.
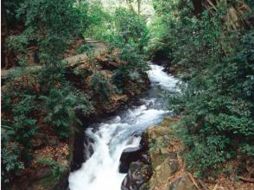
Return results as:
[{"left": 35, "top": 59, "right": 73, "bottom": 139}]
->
[
  {"left": 168, "top": 152, "right": 177, "bottom": 160},
  {"left": 120, "top": 151, "right": 151, "bottom": 173},
  {"left": 149, "top": 127, "right": 169, "bottom": 138},
  {"left": 160, "top": 147, "right": 169, "bottom": 154},
  {"left": 150, "top": 158, "right": 179, "bottom": 189},
  {"left": 140, "top": 154, "right": 151, "bottom": 165},
  {"left": 102, "top": 94, "right": 129, "bottom": 114},
  {"left": 119, "top": 146, "right": 143, "bottom": 173},
  {"left": 121, "top": 161, "right": 152, "bottom": 190},
  {"left": 168, "top": 174, "right": 198, "bottom": 190},
  {"left": 97, "top": 58, "right": 120, "bottom": 70},
  {"left": 119, "top": 133, "right": 149, "bottom": 173},
  {"left": 71, "top": 131, "right": 94, "bottom": 172},
  {"left": 150, "top": 152, "right": 168, "bottom": 169}
]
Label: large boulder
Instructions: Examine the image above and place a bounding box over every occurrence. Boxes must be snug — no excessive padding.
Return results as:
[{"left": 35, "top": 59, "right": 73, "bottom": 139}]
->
[
  {"left": 119, "top": 146, "right": 143, "bottom": 173},
  {"left": 149, "top": 155, "right": 180, "bottom": 190},
  {"left": 119, "top": 133, "right": 149, "bottom": 173},
  {"left": 71, "top": 129, "right": 94, "bottom": 172},
  {"left": 121, "top": 161, "right": 152, "bottom": 190},
  {"left": 119, "top": 149, "right": 151, "bottom": 174}
]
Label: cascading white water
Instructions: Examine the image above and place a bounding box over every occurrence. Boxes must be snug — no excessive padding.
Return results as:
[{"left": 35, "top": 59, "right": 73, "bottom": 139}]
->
[{"left": 68, "top": 63, "right": 179, "bottom": 190}]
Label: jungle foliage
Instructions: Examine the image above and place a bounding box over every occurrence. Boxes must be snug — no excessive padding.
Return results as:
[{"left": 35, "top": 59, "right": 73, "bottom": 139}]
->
[
  {"left": 3, "top": 0, "right": 254, "bottom": 186},
  {"left": 1, "top": 0, "right": 149, "bottom": 186},
  {"left": 149, "top": 0, "right": 254, "bottom": 176},
  {"left": 85, "top": 3, "right": 149, "bottom": 90},
  {"left": 2, "top": 0, "right": 91, "bottom": 185}
]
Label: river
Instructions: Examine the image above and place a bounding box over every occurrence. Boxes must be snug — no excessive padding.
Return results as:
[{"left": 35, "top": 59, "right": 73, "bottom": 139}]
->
[{"left": 68, "top": 63, "right": 179, "bottom": 190}]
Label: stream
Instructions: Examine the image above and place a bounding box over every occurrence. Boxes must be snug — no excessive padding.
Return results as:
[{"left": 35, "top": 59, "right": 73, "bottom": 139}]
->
[{"left": 68, "top": 63, "right": 180, "bottom": 190}]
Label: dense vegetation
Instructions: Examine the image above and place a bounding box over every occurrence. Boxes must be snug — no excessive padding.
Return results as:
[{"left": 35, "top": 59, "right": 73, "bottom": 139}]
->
[
  {"left": 148, "top": 0, "right": 254, "bottom": 176},
  {"left": 2, "top": 0, "right": 254, "bottom": 188},
  {"left": 1, "top": 0, "right": 148, "bottom": 187}
]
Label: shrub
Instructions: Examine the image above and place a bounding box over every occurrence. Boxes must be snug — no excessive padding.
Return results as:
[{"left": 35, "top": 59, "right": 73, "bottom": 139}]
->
[
  {"left": 112, "top": 44, "right": 148, "bottom": 90},
  {"left": 114, "top": 8, "right": 149, "bottom": 51},
  {"left": 90, "top": 72, "right": 112, "bottom": 101},
  {"left": 161, "top": 0, "right": 254, "bottom": 176},
  {"left": 1, "top": 91, "right": 37, "bottom": 184},
  {"left": 1, "top": 128, "right": 24, "bottom": 185},
  {"left": 40, "top": 86, "right": 92, "bottom": 139},
  {"left": 37, "top": 157, "right": 65, "bottom": 180}
]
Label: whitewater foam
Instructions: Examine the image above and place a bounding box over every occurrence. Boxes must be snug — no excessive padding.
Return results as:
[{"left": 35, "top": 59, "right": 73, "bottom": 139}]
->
[{"left": 68, "top": 63, "right": 179, "bottom": 190}]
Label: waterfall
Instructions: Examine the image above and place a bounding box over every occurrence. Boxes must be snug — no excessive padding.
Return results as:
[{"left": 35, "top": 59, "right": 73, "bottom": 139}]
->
[{"left": 68, "top": 63, "right": 179, "bottom": 190}]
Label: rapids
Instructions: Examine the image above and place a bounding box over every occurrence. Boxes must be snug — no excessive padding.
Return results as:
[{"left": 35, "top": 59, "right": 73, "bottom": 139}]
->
[{"left": 68, "top": 63, "right": 179, "bottom": 190}]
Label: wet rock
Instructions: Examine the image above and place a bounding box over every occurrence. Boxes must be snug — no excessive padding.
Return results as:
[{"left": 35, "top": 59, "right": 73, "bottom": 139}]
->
[
  {"left": 119, "top": 133, "right": 149, "bottom": 173},
  {"left": 119, "top": 146, "right": 144, "bottom": 173},
  {"left": 168, "top": 174, "right": 198, "bottom": 190},
  {"left": 121, "top": 161, "right": 152, "bottom": 190},
  {"left": 140, "top": 154, "right": 151, "bottom": 165},
  {"left": 71, "top": 131, "right": 94, "bottom": 172}
]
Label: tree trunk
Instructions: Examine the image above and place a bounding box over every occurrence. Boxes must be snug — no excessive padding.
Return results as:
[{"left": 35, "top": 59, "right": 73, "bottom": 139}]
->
[
  {"left": 137, "top": 0, "right": 141, "bottom": 15},
  {"left": 191, "top": 0, "right": 203, "bottom": 16},
  {"left": 1, "top": 1, "right": 9, "bottom": 68}
]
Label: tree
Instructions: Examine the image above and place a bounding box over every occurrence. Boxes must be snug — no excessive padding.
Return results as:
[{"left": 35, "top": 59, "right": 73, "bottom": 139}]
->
[
  {"left": 1, "top": 0, "right": 91, "bottom": 186},
  {"left": 125, "top": 0, "right": 142, "bottom": 15},
  {"left": 150, "top": 0, "right": 254, "bottom": 176}
]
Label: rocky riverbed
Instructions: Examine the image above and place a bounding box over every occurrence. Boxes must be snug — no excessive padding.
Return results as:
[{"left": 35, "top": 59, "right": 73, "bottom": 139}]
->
[{"left": 121, "top": 117, "right": 198, "bottom": 190}]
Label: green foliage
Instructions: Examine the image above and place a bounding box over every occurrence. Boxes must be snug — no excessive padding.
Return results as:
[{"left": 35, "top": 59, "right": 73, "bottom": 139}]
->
[
  {"left": 41, "top": 86, "right": 92, "bottom": 139},
  {"left": 151, "top": 0, "right": 254, "bottom": 176},
  {"left": 85, "top": 4, "right": 149, "bottom": 51},
  {"left": 2, "top": 67, "right": 93, "bottom": 184},
  {"left": 37, "top": 157, "right": 65, "bottom": 180},
  {"left": 84, "top": 3, "right": 116, "bottom": 43},
  {"left": 2, "top": 0, "right": 150, "bottom": 186},
  {"left": 86, "top": 2, "right": 111, "bottom": 28},
  {"left": 113, "top": 44, "right": 149, "bottom": 90},
  {"left": 3, "top": 0, "right": 25, "bottom": 26},
  {"left": 147, "top": 0, "right": 178, "bottom": 60},
  {"left": 38, "top": 61, "right": 67, "bottom": 91},
  {"left": 2, "top": 93, "right": 38, "bottom": 151},
  {"left": 76, "top": 44, "right": 95, "bottom": 54},
  {"left": 7, "top": 33, "right": 29, "bottom": 54},
  {"left": 90, "top": 72, "right": 112, "bottom": 101},
  {"left": 2, "top": 90, "right": 37, "bottom": 185},
  {"left": 114, "top": 8, "right": 149, "bottom": 50},
  {"left": 1, "top": 129, "right": 24, "bottom": 185},
  {"left": 5, "top": 0, "right": 88, "bottom": 65},
  {"left": 84, "top": 4, "right": 149, "bottom": 92}
]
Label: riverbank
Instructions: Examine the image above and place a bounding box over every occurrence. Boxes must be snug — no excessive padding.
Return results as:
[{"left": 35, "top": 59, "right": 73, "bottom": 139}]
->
[
  {"left": 2, "top": 39, "right": 149, "bottom": 190},
  {"left": 120, "top": 63, "right": 254, "bottom": 190},
  {"left": 122, "top": 116, "right": 254, "bottom": 190}
]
